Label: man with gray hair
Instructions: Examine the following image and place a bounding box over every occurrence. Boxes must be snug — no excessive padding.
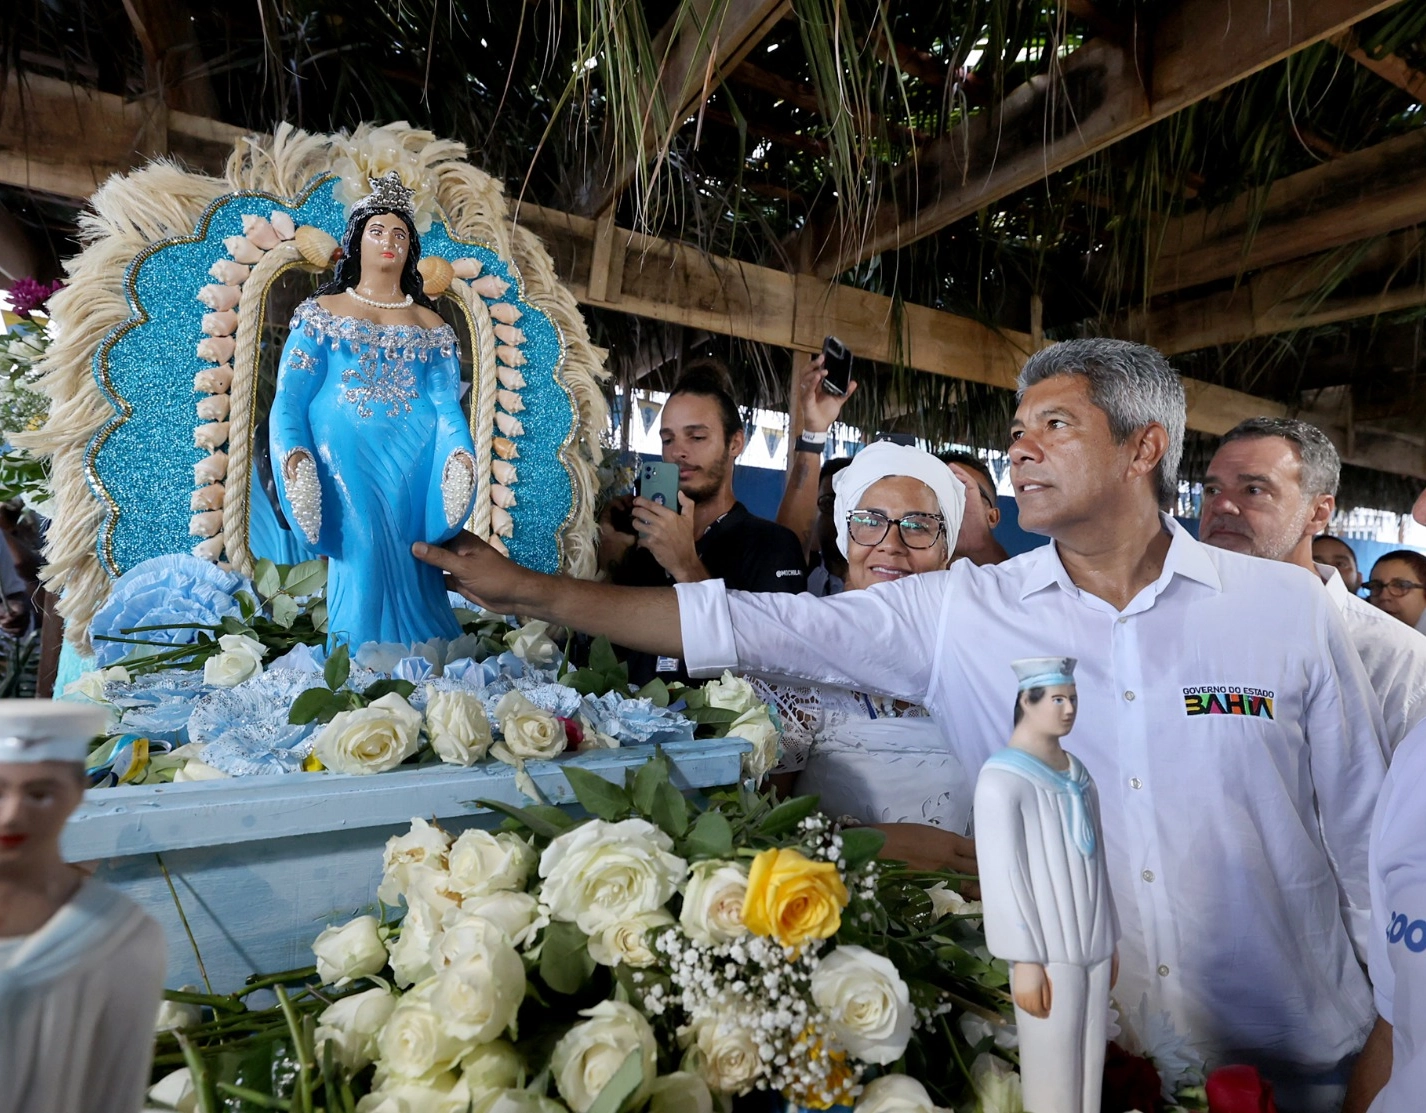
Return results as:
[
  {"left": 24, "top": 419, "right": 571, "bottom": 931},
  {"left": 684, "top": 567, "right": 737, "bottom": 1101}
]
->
[
  {"left": 415, "top": 338, "right": 1386, "bottom": 1110},
  {"left": 1201, "top": 417, "right": 1426, "bottom": 749}
]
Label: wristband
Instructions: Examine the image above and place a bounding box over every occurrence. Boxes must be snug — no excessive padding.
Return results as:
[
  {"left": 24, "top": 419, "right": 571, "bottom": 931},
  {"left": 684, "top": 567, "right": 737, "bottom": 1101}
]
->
[{"left": 795, "top": 430, "right": 828, "bottom": 454}]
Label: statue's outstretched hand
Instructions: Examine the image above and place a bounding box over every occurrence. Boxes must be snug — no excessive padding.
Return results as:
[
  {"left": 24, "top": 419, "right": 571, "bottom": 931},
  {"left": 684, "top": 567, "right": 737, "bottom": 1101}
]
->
[
  {"left": 413, "top": 532, "right": 536, "bottom": 613},
  {"left": 1012, "top": 961, "right": 1052, "bottom": 1019}
]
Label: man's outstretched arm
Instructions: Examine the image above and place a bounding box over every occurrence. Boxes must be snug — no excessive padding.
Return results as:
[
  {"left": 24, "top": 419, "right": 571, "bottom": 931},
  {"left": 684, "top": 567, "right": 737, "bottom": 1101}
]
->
[{"left": 413, "top": 534, "right": 684, "bottom": 657}]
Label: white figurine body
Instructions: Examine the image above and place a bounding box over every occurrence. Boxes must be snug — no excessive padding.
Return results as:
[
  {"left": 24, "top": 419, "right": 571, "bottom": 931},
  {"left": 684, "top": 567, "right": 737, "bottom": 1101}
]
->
[
  {"left": 0, "top": 701, "right": 166, "bottom": 1113},
  {"left": 974, "top": 657, "right": 1118, "bottom": 1113}
]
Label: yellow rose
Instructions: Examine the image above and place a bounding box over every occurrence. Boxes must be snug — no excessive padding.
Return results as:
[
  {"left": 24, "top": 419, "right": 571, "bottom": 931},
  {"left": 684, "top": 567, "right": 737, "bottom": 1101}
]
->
[{"left": 741, "top": 848, "right": 848, "bottom": 949}]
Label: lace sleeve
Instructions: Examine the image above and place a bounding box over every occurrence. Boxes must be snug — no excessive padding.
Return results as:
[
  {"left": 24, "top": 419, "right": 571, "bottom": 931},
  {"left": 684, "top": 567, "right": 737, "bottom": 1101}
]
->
[{"left": 751, "top": 678, "right": 824, "bottom": 774}]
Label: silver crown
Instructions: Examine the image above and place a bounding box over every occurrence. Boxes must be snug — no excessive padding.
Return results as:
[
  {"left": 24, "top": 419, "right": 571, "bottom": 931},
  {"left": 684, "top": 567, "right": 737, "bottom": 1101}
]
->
[{"left": 349, "top": 170, "right": 417, "bottom": 223}]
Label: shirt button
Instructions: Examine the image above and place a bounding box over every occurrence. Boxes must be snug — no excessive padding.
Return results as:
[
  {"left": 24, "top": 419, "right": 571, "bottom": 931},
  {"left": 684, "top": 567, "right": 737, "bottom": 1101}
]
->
[
  {"left": 1142, "top": 869, "right": 1155, "bottom": 882},
  {"left": 1157, "top": 964, "right": 1171, "bottom": 977},
  {"left": 1130, "top": 777, "right": 1143, "bottom": 790},
  {"left": 1124, "top": 690, "right": 1136, "bottom": 701},
  {"left": 1117, "top": 616, "right": 1128, "bottom": 625}
]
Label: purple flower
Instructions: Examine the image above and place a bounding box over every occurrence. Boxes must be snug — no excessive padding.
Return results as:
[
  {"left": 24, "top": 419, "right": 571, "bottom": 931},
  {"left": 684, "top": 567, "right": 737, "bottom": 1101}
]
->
[{"left": 8, "top": 277, "right": 63, "bottom": 319}]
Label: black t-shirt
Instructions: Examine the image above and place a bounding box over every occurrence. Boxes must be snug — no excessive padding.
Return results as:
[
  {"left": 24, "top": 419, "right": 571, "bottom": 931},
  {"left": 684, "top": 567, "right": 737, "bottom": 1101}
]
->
[{"left": 612, "top": 501, "right": 806, "bottom": 684}]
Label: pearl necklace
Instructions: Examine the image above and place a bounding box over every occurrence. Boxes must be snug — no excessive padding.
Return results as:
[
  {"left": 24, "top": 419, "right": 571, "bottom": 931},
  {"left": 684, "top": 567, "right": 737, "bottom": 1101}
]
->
[{"left": 346, "top": 287, "right": 412, "bottom": 310}]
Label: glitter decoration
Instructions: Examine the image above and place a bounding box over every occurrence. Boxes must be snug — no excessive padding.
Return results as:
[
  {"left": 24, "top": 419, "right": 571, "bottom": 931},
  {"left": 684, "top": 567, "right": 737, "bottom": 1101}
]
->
[
  {"left": 88, "top": 175, "right": 576, "bottom": 578},
  {"left": 442, "top": 451, "right": 477, "bottom": 528}
]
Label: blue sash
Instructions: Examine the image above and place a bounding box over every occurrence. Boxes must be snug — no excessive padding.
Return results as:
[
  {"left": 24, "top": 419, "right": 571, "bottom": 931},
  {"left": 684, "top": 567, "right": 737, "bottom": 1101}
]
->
[{"left": 983, "top": 748, "right": 1096, "bottom": 859}]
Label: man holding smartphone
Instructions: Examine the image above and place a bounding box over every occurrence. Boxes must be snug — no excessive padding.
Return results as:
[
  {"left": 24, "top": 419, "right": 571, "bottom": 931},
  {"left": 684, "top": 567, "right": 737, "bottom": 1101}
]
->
[{"left": 603, "top": 360, "right": 806, "bottom": 682}]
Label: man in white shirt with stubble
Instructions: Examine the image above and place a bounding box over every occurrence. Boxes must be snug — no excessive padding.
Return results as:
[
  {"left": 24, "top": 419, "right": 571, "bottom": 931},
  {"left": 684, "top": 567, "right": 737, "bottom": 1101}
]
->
[
  {"left": 1199, "top": 416, "right": 1426, "bottom": 752},
  {"left": 414, "top": 338, "right": 1388, "bottom": 1112}
]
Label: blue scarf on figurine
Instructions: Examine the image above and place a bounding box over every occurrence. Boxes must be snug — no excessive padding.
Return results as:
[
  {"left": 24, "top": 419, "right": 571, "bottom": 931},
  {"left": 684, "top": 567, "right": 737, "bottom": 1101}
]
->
[{"left": 983, "top": 747, "right": 1097, "bottom": 859}]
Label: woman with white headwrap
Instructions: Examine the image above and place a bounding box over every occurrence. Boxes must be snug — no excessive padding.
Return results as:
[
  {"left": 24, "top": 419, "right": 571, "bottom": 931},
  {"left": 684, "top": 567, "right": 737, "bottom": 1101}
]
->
[
  {"left": 0, "top": 702, "right": 166, "bottom": 1113},
  {"left": 760, "top": 441, "right": 975, "bottom": 831}
]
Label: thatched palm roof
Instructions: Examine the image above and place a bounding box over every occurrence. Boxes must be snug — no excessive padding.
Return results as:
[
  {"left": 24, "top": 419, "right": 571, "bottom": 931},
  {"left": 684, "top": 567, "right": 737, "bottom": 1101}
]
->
[{"left": 3, "top": 0, "right": 1426, "bottom": 508}]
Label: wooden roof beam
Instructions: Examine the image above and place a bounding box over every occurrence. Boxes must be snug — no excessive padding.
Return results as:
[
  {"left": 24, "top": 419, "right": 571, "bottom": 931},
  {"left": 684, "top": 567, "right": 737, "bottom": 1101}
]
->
[
  {"left": 1113, "top": 227, "right": 1426, "bottom": 355},
  {"left": 571, "top": 0, "right": 790, "bottom": 218},
  {"left": 1150, "top": 125, "right": 1426, "bottom": 296},
  {"left": 789, "top": 0, "right": 1403, "bottom": 279},
  {"left": 1334, "top": 28, "right": 1426, "bottom": 102}
]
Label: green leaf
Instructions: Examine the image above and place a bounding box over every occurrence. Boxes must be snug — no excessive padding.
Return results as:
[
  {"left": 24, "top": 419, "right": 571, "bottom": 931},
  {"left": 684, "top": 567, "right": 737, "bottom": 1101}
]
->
[
  {"left": 588, "top": 636, "right": 620, "bottom": 677},
  {"left": 562, "top": 668, "right": 607, "bottom": 696},
  {"left": 683, "top": 706, "right": 740, "bottom": 726},
  {"left": 635, "top": 678, "right": 669, "bottom": 707},
  {"left": 539, "top": 920, "right": 595, "bottom": 995},
  {"left": 309, "top": 598, "right": 329, "bottom": 635},
  {"left": 253, "top": 559, "right": 281, "bottom": 599},
  {"left": 562, "top": 765, "right": 633, "bottom": 821},
  {"left": 362, "top": 678, "right": 415, "bottom": 702},
  {"left": 289, "top": 687, "right": 336, "bottom": 726},
  {"left": 631, "top": 749, "right": 671, "bottom": 815},
  {"left": 236, "top": 591, "right": 257, "bottom": 623},
  {"left": 840, "top": 826, "right": 888, "bottom": 871},
  {"left": 682, "top": 810, "right": 734, "bottom": 860},
  {"left": 474, "top": 798, "right": 577, "bottom": 839},
  {"left": 758, "top": 795, "right": 821, "bottom": 838},
  {"left": 324, "top": 643, "right": 350, "bottom": 691},
  {"left": 270, "top": 594, "right": 299, "bottom": 629},
  {"left": 651, "top": 780, "right": 689, "bottom": 838},
  {"left": 219, "top": 614, "right": 250, "bottom": 636},
  {"left": 282, "top": 559, "right": 328, "bottom": 598},
  {"left": 584, "top": 1049, "right": 644, "bottom": 1113}
]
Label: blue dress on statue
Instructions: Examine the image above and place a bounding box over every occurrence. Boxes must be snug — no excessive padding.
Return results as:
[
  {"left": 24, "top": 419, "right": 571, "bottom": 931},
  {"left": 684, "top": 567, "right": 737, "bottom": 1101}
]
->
[{"left": 270, "top": 300, "right": 477, "bottom": 648}]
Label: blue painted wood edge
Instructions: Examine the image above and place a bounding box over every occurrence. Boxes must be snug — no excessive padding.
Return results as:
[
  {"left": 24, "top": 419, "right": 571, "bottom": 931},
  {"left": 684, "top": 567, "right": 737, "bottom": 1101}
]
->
[{"left": 63, "top": 738, "right": 751, "bottom": 859}]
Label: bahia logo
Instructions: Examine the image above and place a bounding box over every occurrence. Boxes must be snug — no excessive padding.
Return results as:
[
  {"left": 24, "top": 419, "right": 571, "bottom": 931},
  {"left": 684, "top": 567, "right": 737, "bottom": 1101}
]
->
[{"left": 1387, "top": 911, "right": 1426, "bottom": 952}]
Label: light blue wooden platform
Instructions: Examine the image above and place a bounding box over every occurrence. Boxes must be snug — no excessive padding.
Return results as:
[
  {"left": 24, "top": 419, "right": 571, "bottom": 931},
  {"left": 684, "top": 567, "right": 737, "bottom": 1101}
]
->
[{"left": 64, "top": 740, "right": 748, "bottom": 992}]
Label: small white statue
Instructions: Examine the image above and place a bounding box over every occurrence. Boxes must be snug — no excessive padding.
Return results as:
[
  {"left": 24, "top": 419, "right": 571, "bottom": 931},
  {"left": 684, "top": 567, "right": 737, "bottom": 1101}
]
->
[
  {"left": 0, "top": 701, "right": 167, "bottom": 1113},
  {"left": 974, "top": 658, "right": 1119, "bottom": 1113}
]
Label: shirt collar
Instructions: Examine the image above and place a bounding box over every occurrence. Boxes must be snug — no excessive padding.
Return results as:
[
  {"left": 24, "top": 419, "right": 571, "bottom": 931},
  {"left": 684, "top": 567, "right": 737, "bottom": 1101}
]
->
[
  {"left": 1315, "top": 562, "right": 1351, "bottom": 613},
  {"left": 1018, "top": 514, "right": 1222, "bottom": 602}
]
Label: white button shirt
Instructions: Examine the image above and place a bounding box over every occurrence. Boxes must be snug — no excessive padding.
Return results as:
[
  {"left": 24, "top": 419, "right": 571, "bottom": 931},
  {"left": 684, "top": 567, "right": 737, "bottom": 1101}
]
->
[
  {"left": 1367, "top": 719, "right": 1426, "bottom": 1112},
  {"left": 676, "top": 516, "right": 1387, "bottom": 1073},
  {"left": 1318, "top": 563, "right": 1426, "bottom": 751}
]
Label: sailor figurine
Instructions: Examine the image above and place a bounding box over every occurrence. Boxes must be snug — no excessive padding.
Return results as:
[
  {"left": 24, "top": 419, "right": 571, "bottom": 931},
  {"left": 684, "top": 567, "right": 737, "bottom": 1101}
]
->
[
  {"left": 0, "top": 700, "right": 167, "bottom": 1113},
  {"left": 974, "top": 657, "right": 1119, "bottom": 1113}
]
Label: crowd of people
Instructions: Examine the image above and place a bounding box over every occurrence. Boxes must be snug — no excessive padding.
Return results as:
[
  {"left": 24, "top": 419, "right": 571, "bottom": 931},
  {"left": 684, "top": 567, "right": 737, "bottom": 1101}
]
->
[{"left": 414, "top": 337, "right": 1426, "bottom": 1112}]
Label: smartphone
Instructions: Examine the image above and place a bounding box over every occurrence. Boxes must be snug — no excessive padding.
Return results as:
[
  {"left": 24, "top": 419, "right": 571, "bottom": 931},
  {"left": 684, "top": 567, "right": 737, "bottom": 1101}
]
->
[
  {"left": 822, "top": 335, "right": 853, "bottom": 396},
  {"left": 638, "top": 460, "right": 681, "bottom": 513}
]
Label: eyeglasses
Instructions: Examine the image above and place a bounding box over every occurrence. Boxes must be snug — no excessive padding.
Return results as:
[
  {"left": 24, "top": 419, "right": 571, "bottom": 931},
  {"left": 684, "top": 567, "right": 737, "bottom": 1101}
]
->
[
  {"left": 1364, "top": 578, "right": 1426, "bottom": 598},
  {"left": 846, "top": 509, "right": 946, "bottom": 549}
]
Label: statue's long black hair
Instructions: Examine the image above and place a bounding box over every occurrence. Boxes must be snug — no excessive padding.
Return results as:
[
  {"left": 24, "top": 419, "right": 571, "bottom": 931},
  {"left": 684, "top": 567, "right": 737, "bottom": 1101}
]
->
[{"left": 314, "top": 208, "right": 437, "bottom": 311}]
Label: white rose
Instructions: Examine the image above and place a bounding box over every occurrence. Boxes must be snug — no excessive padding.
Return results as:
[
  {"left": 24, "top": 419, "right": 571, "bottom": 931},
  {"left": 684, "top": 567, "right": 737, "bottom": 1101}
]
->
[
  {"left": 539, "top": 817, "right": 687, "bottom": 935},
  {"left": 375, "top": 997, "right": 465, "bottom": 1080},
  {"left": 701, "top": 671, "right": 758, "bottom": 712},
  {"left": 470, "top": 1092, "right": 569, "bottom": 1113},
  {"left": 420, "top": 916, "right": 525, "bottom": 1042},
  {"left": 856, "top": 1075, "right": 951, "bottom": 1113},
  {"left": 446, "top": 828, "right": 536, "bottom": 899},
  {"left": 355, "top": 1072, "right": 466, "bottom": 1113},
  {"left": 148, "top": 1067, "right": 198, "bottom": 1112},
  {"left": 728, "top": 706, "right": 780, "bottom": 780},
  {"left": 64, "top": 665, "right": 128, "bottom": 704},
  {"left": 312, "top": 915, "right": 388, "bottom": 986},
  {"left": 810, "top": 945, "right": 913, "bottom": 1065},
  {"left": 378, "top": 818, "right": 453, "bottom": 905},
  {"left": 459, "top": 1040, "right": 524, "bottom": 1096},
  {"left": 969, "top": 1052, "right": 1023, "bottom": 1113},
  {"left": 314, "top": 986, "right": 398, "bottom": 1071},
  {"left": 503, "top": 619, "right": 559, "bottom": 667},
  {"left": 154, "top": 993, "right": 202, "bottom": 1033},
  {"left": 926, "top": 880, "right": 982, "bottom": 921},
  {"left": 203, "top": 633, "right": 266, "bottom": 687},
  {"left": 173, "top": 757, "right": 229, "bottom": 782},
  {"left": 647, "top": 1071, "right": 713, "bottom": 1113},
  {"left": 587, "top": 908, "right": 673, "bottom": 968},
  {"left": 424, "top": 687, "right": 493, "bottom": 765},
  {"left": 679, "top": 860, "right": 749, "bottom": 946},
  {"left": 493, "top": 690, "right": 566, "bottom": 761},
  {"left": 387, "top": 902, "right": 440, "bottom": 988},
  {"left": 315, "top": 692, "right": 423, "bottom": 775},
  {"left": 551, "top": 1000, "right": 657, "bottom": 1113},
  {"left": 449, "top": 891, "right": 542, "bottom": 947},
  {"left": 682, "top": 1013, "right": 763, "bottom": 1095}
]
